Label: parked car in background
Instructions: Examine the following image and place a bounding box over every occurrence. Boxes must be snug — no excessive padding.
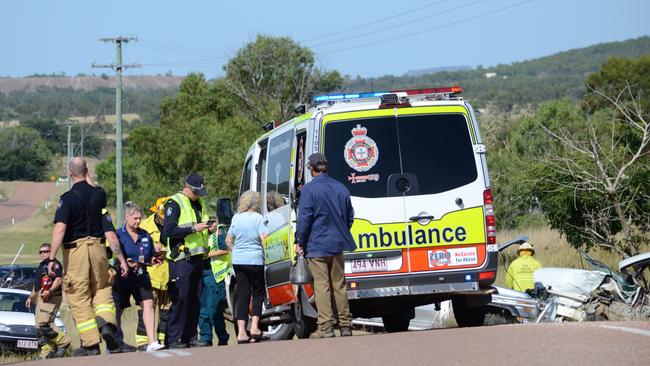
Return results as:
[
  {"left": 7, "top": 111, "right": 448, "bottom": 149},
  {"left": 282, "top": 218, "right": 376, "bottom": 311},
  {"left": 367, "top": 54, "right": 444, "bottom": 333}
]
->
[
  {"left": 0, "top": 265, "right": 39, "bottom": 291},
  {"left": 0, "top": 288, "right": 66, "bottom": 353}
]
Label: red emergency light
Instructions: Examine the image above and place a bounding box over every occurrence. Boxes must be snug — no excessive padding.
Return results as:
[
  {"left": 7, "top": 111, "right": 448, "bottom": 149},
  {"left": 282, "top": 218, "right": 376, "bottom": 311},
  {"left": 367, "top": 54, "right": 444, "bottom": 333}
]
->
[{"left": 391, "top": 86, "right": 463, "bottom": 95}]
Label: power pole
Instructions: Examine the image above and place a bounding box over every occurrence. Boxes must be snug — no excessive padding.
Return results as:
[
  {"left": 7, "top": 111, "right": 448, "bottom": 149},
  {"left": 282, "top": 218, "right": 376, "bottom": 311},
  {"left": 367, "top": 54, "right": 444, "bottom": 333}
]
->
[
  {"left": 67, "top": 120, "right": 73, "bottom": 189},
  {"left": 92, "top": 36, "right": 140, "bottom": 227}
]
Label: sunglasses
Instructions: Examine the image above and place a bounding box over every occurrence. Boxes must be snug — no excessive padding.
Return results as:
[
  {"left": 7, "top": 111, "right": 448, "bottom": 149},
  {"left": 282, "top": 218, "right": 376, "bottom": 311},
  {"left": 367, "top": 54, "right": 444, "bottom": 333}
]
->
[{"left": 39, "top": 250, "right": 50, "bottom": 254}]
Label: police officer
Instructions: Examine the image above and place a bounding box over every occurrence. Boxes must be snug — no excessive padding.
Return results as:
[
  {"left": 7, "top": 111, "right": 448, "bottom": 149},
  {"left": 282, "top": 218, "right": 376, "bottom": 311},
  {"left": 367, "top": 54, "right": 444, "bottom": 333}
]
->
[
  {"left": 163, "top": 173, "right": 216, "bottom": 348},
  {"left": 48, "top": 157, "right": 129, "bottom": 356},
  {"left": 27, "top": 243, "right": 71, "bottom": 359}
]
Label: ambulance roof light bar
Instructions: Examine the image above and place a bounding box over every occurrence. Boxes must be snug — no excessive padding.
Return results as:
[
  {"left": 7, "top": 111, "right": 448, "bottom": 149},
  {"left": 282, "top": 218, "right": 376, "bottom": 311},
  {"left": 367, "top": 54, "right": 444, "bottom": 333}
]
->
[{"left": 313, "top": 86, "right": 462, "bottom": 103}]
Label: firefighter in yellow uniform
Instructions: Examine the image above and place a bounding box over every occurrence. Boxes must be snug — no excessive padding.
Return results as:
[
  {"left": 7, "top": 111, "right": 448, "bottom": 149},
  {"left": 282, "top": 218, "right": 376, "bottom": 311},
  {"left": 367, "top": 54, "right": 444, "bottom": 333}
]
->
[
  {"left": 505, "top": 242, "right": 543, "bottom": 292},
  {"left": 49, "top": 157, "right": 129, "bottom": 356},
  {"left": 135, "top": 197, "right": 172, "bottom": 350}
]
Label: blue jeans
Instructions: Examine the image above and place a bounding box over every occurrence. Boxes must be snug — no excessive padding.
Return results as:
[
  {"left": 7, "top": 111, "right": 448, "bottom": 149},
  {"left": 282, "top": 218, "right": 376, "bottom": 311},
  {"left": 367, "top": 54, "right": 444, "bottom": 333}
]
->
[{"left": 198, "top": 268, "right": 229, "bottom": 344}]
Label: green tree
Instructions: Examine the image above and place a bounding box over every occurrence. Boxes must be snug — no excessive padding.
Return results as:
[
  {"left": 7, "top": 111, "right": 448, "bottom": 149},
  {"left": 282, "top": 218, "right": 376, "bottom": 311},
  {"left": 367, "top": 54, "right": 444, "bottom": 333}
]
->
[
  {"left": 224, "top": 34, "right": 342, "bottom": 124},
  {"left": 0, "top": 127, "right": 51, "bottom": 180}
]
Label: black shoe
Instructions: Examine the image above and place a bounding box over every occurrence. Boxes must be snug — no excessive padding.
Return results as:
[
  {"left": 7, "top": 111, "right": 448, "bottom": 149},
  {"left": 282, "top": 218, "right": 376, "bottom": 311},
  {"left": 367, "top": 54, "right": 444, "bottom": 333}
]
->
[
  {"left": 120, "top": 343, "right": 137, "bottom": 353},
  {"left": 53, "top": 343, "right": 70, "bottom": 358},
  {"left": 72, "top": 345, "right": 100, "bottom": 357},
  {"left": 137, "top": 344, "right": 148, "bottom": 352},
  {"left": 191, "top": 340, "right": 212, "bottom": 347},
  {"left": 340, "top": 327, "right": 353, "bottom": 337},
  {"left": 168, "top": 341, "right": 188, "bottom": 349},
  {"left": 217, "top": 339, "right": 229, "bottom": 346},
  {"left": 99, "top": 324, "right": 120, "bottom": 352}
]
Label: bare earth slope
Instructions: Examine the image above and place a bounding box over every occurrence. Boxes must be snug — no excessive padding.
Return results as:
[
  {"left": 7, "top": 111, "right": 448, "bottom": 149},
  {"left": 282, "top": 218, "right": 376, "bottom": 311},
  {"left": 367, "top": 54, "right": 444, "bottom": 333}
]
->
[
  {"left": 0, "top": 76, "right": 183, "bottom": 94},
  {"left": 0, "top": 182, "right": 54, "bottom": 228}
]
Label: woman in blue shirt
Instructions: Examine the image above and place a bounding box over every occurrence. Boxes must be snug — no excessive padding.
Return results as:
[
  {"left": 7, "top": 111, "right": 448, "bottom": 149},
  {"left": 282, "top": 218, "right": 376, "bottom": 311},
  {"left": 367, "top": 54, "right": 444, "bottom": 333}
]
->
[
  {"left": 114, "top": 202, "right": 164, "bottom": 352},
  {"left": 226, "top": 191, "right": 268, "bottom": 343}
]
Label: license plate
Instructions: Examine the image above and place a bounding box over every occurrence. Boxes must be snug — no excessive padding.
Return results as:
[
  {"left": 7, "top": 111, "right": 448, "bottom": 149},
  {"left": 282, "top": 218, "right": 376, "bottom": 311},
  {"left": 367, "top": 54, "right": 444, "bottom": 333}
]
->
[
  {"left": 351, "top": 258, "right": 388, "bottom": 273},
  {"left": 17, "top": 339, "right": 38, "bottom": 349}
]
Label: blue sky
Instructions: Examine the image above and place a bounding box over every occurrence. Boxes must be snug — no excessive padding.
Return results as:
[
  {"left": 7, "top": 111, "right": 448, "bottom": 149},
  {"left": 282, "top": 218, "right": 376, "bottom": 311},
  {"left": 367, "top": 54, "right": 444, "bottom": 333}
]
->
[{"left": 3, "top": 0, "right": 649, "bottom": 78}]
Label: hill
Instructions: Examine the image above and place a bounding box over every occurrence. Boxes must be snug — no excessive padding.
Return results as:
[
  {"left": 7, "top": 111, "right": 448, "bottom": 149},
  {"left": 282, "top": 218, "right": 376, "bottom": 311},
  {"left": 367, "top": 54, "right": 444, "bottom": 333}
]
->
[
  {"left": 0, "top": 75, "right": 183, "bottom": 94},
  {"left": 341, "top": 36, "right": 650, "bottom": 111}
]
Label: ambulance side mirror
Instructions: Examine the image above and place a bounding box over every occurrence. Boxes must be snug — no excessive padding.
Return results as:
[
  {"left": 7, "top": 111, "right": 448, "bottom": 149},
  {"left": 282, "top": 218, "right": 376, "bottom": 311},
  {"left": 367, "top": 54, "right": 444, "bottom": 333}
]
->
[{"left": 216, "top": 198, "right": 233, "bottom": 225}]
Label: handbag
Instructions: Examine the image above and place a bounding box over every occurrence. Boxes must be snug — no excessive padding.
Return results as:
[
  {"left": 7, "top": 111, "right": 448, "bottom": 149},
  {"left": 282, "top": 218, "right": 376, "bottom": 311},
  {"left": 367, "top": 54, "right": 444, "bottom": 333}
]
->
[{"left": 290, "top": 254, "right": 313, "bottom": 285}]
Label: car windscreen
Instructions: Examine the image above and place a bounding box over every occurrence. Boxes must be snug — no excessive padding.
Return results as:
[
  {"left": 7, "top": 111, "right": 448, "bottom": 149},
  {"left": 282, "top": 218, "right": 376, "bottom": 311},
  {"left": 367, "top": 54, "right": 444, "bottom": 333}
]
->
[
  {"left": 324, "top": 113, "right": 477, "bottom": 198},
  {"left": 0, "top": 292, "right": 32, "bottom": 313}
]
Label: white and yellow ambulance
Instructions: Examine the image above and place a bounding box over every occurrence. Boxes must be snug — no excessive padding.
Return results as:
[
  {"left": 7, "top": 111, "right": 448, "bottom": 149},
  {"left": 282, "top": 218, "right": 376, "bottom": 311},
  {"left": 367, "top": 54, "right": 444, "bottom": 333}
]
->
[{"left": 229, "top": 86, "right": 497, "bottom": 338}]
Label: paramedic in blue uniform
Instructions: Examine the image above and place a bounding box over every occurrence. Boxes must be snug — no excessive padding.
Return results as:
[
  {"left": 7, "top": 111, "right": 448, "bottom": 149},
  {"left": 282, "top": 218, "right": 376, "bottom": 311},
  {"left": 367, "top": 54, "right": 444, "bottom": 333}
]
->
[{"left": 163, "top": 173, "right": 216, "bottom": 348}]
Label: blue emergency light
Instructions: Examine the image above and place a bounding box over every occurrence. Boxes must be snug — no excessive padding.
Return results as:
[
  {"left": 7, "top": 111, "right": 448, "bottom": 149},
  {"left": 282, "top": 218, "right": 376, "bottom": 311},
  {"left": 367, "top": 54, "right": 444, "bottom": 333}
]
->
[{"left": 313, "top": 91, "right": 389, "bottom": 103}]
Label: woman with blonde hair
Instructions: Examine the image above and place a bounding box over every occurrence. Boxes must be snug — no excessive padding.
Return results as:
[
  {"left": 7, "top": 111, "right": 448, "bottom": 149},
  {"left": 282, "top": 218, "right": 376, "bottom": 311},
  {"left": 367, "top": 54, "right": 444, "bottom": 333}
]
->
[{"left": 226, "top": 191, "right": 268, "bottom": 343}]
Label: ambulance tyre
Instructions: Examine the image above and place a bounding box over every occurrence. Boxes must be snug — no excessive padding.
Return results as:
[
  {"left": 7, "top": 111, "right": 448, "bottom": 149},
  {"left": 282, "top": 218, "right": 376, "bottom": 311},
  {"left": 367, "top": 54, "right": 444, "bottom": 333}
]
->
[
  {"left": 263, "top": 323, "right": 295, "bottom": 341},
  {"left": 452, "top": 297, "right": 486, "bottom": 327},
  {"left": 291, "top": 300, "right": 317, "bottom": 339},
  {"left": 382, "top": 307, "right": 414, "bottom": 333}
]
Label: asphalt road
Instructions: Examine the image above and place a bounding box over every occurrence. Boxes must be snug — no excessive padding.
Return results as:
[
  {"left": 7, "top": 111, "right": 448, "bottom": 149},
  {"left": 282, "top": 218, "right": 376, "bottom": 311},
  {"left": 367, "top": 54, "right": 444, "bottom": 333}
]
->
[
  {"left": 14, "top": 321, "right": 650, "bottom": 366},
  {"left": 0, "top": 182, "right": 55, "bottom": 228}
]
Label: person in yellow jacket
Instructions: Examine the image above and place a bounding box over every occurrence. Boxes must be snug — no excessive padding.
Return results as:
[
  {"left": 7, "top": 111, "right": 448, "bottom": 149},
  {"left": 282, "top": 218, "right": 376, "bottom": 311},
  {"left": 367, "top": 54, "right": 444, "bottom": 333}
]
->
[
  {"left": 505, "top": 242, "right": 543, "bottom": 292},
  {"left": 135, "top": 196, "right": 171, "bottom": 350}
]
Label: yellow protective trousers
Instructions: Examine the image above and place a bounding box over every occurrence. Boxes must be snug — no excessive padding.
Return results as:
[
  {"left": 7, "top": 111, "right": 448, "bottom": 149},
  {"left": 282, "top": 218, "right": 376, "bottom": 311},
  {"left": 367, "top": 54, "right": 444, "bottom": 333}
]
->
[
  {"left": 62, "top": 236, "right": 117, "bottom": 347},
  {"left": 35, "top": 295, "right": 71, "bottom": 357}
]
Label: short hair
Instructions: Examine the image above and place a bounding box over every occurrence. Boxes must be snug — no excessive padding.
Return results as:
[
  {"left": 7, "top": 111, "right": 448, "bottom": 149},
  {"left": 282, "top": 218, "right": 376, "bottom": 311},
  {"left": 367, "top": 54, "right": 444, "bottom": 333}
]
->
[
  {"left": 238, "top": 191, "right": 261, "bottom": 213},
  {"left": 124, "top": 201, "right": 143, "bottom": 217},
  {"left": 68, "top": 157, "right": 88, "bottom": 177},
  {"left": 39, "top": 243, "right": 51, "bottom": 250}
]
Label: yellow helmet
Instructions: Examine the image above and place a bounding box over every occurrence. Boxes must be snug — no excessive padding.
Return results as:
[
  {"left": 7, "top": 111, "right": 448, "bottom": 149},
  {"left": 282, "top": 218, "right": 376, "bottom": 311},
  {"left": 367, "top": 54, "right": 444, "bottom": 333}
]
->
[{"left": 150, "top": 196, "right": 171, "bottom": 220}]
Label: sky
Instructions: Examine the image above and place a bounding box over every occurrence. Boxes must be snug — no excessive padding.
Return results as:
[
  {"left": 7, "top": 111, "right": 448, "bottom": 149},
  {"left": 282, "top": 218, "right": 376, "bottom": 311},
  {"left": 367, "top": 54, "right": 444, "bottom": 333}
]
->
[{"left": 3, "top": 0, "right": 649, "bottom": 79}]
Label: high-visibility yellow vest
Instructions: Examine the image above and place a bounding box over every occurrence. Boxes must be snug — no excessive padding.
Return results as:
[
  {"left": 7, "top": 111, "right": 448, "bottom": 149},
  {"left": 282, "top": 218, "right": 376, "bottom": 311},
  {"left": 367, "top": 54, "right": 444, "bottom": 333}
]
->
[
  {"left": 140, "top": 214, "right": 169, "bottom": 290},
  {"left": 166, "top": 193, "right": 209, "bottom": 261},
  {"left": 505, "top": 255, "right": 543, "bottom": 291},
  {"left": 209, "top": 228, "right": 230, "bottom": 284}
]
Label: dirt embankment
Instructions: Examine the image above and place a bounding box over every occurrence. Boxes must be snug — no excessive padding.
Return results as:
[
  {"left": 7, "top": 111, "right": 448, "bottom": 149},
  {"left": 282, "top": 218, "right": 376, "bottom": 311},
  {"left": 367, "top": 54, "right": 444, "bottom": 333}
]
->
[
  {"left": 0, "top": 182, "right": 55, "bottom": 228},
  {"left": 0, "top": 75, "right": 183, "bottom": 94}
]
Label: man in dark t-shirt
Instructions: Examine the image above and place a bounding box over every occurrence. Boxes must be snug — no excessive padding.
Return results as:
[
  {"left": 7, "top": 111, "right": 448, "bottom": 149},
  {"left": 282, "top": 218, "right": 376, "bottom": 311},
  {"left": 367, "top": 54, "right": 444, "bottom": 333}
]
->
[{"left": 27, "top": 243, "right": 70, "bottom": 359}]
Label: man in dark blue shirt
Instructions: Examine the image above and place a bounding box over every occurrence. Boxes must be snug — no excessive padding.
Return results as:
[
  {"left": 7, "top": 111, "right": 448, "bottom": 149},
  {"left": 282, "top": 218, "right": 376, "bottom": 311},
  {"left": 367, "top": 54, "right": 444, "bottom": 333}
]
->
[{"left": 296, "top": 153, "right": 356, "bottom": 338}]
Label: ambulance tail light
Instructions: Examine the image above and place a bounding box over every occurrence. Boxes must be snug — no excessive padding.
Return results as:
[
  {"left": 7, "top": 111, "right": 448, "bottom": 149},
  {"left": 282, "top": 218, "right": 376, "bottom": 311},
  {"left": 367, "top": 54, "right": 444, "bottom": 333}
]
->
[
  {"left": 479, "top": 271, "right": 496, "bottom": 281},
  {"left": 483, "top": 188, "right": 496, "bottom": 245}
]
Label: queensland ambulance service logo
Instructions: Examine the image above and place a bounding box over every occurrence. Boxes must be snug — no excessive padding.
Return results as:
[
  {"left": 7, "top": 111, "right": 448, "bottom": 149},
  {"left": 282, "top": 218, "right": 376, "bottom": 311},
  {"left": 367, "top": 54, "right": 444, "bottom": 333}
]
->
[{"left": 345, "top": 124, "right": 378, "bottom": 172}]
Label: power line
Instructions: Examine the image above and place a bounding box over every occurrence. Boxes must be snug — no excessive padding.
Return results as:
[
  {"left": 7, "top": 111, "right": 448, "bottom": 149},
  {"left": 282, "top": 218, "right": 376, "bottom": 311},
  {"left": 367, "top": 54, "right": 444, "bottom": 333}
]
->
[
  {"left": 310, "top": 0, "right": 487, "bottom": 49},
  {"left": 139, "top": 39, "right": 223, "bottom": 58},
  {"left": 318, "top": 0, "right": 535, "bottom": 55},
  {"left": 301, "top": 0, "right": 450, "bottom": 43}
]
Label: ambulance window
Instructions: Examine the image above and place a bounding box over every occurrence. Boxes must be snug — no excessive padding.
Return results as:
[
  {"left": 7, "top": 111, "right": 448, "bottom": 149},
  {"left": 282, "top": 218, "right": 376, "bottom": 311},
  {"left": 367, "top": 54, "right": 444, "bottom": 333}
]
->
[
  {"left": 239, "top": 157, "right": 252, "bottom": 197},
  {"left": 397, "top": 113, "right": 477, "bottom": 193},
  {"left": 266, "top": 129, "right": 293, "bottom": 211},
  {"left": 324, "top": 117, "right": 400, "bottom": 198}
]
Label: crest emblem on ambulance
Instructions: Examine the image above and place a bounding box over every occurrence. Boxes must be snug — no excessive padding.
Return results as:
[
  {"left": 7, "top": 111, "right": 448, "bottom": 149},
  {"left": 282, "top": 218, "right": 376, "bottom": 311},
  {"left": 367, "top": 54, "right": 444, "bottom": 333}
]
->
[{"left": 344, "top": 124, "right": 378, "bottom": 172}]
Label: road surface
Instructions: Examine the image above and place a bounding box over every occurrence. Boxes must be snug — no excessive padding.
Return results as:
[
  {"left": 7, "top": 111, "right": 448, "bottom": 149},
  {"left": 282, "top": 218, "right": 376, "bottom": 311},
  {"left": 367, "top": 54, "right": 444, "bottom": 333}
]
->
[
  {"left": 0, "top": 182, "right": 55, "bottom": 228},
  {"left": 14, "top": 321, "right": 650, "bottom": 366}
]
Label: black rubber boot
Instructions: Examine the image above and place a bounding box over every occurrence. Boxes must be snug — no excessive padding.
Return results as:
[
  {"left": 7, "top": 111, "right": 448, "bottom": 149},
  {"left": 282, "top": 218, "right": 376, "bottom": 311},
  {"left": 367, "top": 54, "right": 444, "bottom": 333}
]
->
[
  {"left": 99, "top": 323, "right": 120, "bottom": 353},
  {"left": 72, "top": 345, "right": 100, "bottom": 357}
]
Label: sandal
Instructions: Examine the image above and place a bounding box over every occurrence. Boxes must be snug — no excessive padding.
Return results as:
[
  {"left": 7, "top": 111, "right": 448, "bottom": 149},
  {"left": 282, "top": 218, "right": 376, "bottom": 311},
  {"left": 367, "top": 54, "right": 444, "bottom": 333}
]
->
[
  {"left": 236, "top": 339, "right": 251, "bottom": 344},
  {"left": 250, "top": 333, "right": 270, "bottom": 341}
]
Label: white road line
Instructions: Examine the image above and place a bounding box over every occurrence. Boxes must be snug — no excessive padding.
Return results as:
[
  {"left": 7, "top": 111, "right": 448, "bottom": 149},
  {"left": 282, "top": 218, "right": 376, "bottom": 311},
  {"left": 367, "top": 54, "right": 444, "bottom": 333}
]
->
[
  {"left": 600, "top": 325, "right": 650, "bottom": 337},
  {"left": 149, "top": 351, "right": 173, "bottom": 358},
  {"left": 167, "top": 349, "right": 193, "bottom": 356}
]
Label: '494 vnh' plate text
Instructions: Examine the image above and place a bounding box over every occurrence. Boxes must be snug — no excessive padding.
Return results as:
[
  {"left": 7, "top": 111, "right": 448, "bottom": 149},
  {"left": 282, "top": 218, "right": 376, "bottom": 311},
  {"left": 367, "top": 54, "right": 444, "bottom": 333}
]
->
[{"left": 351, "top": 258, "right": 388, "bottom": 273}]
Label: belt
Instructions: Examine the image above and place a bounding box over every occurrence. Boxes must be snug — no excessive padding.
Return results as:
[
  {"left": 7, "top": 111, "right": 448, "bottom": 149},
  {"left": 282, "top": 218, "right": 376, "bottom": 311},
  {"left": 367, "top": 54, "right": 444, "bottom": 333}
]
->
[{"left": 63, "top": 237, "right": 106, "bottom": 249}]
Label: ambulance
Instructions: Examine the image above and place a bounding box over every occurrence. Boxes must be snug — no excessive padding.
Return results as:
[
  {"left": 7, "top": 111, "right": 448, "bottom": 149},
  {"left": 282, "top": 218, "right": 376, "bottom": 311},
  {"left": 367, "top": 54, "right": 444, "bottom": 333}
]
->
[{"left": 227, "top": 86, "right": 497, "bottom": 338}]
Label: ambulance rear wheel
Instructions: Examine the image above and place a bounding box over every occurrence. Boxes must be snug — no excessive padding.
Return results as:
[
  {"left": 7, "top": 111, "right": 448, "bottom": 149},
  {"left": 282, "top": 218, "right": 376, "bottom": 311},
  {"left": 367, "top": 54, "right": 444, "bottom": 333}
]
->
[
  {"left": 452, "top": 297, "right": 486, "bottom": 327},
  {"left": 382, "top": 307, "right": 414, "bottom": 333},
  {"left": 263, "top": 323, "right": 295, "bottom": 341}
]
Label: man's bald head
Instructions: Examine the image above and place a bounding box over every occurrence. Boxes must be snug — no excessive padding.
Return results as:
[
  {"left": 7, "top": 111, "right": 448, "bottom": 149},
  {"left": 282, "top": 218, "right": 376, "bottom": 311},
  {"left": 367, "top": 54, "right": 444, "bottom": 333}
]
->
[{"left": 68, "top": 157, "right": 88, "bottom": 178}]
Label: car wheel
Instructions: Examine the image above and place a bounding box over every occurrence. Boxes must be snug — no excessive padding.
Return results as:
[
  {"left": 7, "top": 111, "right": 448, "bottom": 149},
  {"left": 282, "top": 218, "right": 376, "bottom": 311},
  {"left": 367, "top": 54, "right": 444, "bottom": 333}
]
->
[
  {"left": 452, "top": 297, "right": 486, "bottom": 327},
  {"left": 291, "top": 296, "right": 316, "bottom": 339},
  {"left": 382, "top": 307, "right": 414, "bottom": 333},
  {"left": 263, "top": 322, "right": 295, "bottom": 341}
]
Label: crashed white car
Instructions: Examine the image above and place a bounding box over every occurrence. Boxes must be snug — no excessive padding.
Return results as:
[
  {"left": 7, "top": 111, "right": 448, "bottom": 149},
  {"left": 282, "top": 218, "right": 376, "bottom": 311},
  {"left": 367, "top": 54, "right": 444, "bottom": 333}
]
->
[{"left": 0, "top": 288, "right": 66, "bottom": 352}]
